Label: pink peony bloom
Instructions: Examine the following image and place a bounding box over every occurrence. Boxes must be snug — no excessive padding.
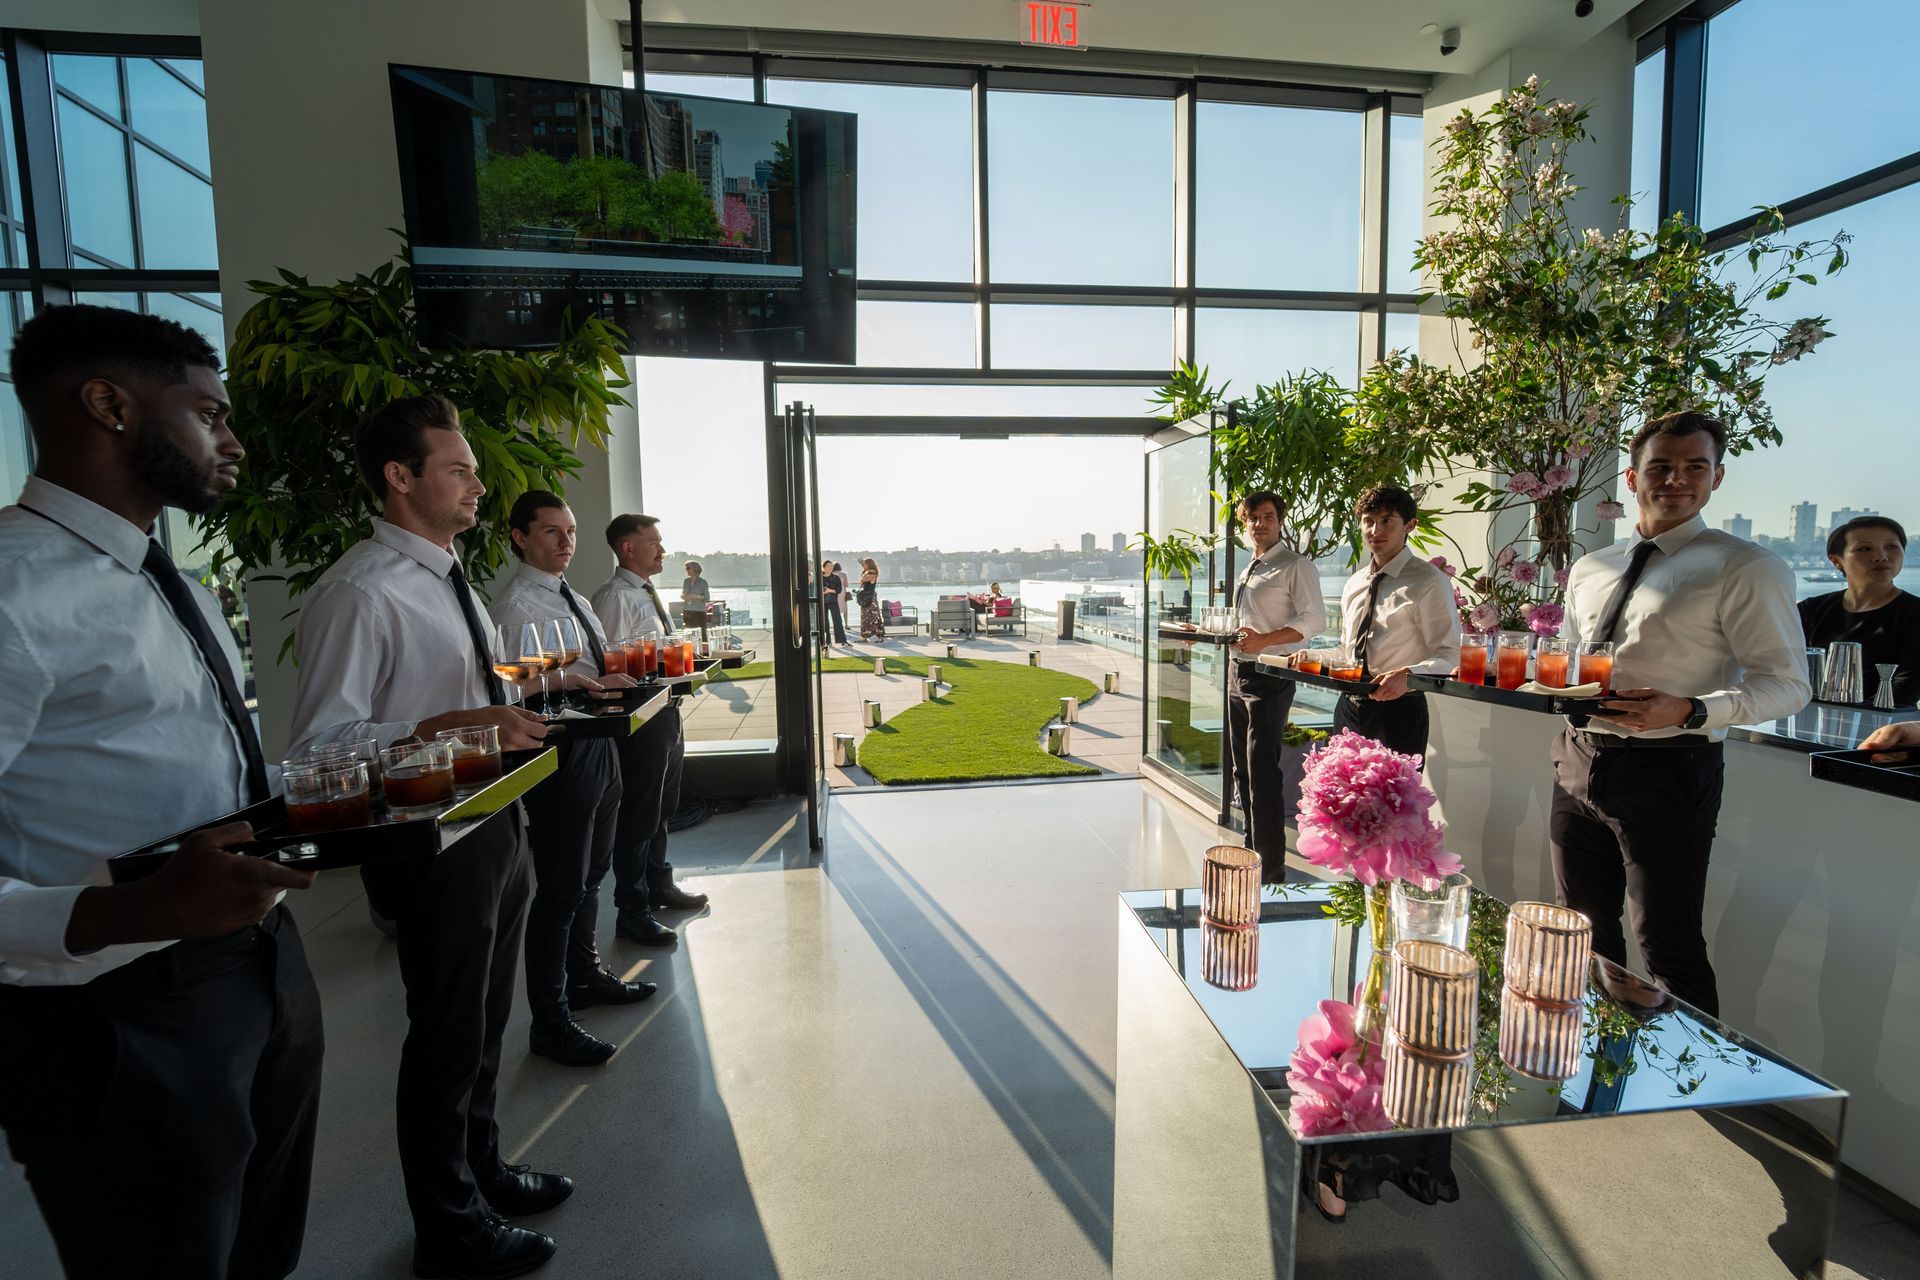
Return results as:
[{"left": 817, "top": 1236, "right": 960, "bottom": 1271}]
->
[
  {"left": 1453, "top": 587, "right": 1468, "bottom": 609},
  {"left": 1294, "top": 731, "right": 1462, "bottom": 888},
  {"left": 1495, "top": 546, "right": 1519, "bottom": 570},
  {"left": 1523, "top": 601, "right": 1565, "bottom": 636},
  {"left": 1542, "top": 464, "right": 1575, "bottom": 491},
  {"left": 1506, "top": 471, "right": 1543, "bottom": 498},
  {"left": 1286, "top": 1000, "right": 1391, "bottom": 1138},
  {"left": 1555, "top": 566, "right": 1571, "bottom": 589},
  {"left": 1597, "top": 499, "right": 1626, "bottom": 521},
  {"left": 1468, "top": 600, "right": 1501, "bottom": 631},
  {"left": 1428, "top": 555, "right": 1457, "bottom": 577},
  {"left": 1508, "top": 559, "right": 1541, "bottom": 586}
]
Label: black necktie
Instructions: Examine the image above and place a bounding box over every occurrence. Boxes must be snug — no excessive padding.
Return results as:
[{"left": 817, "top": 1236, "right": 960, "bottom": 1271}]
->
[
  {"left": 559, "top": 580, "right": 606, "bottom": 674},
  {"left": 1353, "top": 571, "right": 1388, "bottom": 675},
  {"left": 1596, "top": 539, "right": 1660, "bottom": 644},
  {"left": 143, "top": 539, "right": 271, "bottom": 803},
  {"left": 447, "top": 562, "right": 507, "bottom": 705},
  {"left": 640, "top": 578, "right": 669, "bottom": 631}
]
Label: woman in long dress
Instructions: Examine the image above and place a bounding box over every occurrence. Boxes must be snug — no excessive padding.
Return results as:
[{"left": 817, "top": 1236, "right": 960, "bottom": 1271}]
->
[{"left": 858, "top": 557, "right": 885, "bottom": 643}]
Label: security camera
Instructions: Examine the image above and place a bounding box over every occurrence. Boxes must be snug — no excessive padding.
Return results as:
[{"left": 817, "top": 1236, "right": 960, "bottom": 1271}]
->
[
  {"left": 1574, "top": 0, "right": 1594, "bottom": 16},
  {"left": 1440, "top": 26, "right": 1461, "bottom": 56}
]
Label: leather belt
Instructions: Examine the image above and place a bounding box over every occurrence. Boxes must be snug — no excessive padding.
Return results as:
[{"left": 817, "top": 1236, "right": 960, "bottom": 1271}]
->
[{"left": 1575, "top": 731, "right": 1714, "bottom": 750}]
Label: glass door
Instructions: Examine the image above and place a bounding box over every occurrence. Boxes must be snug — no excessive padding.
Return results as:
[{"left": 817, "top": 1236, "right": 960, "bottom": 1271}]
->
[{"left": 783, "top": 401, "right": 829, "bottom": 850}]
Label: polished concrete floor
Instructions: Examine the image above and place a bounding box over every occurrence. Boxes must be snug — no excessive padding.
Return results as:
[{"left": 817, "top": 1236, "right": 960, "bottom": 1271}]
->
[{"left": 4, "top": 777, "right": 1917, "bottom": 1277}]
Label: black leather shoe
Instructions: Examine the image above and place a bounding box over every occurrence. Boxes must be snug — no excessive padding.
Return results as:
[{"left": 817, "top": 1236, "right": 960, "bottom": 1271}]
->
[
  {"left": 651, "top": 880, "right": 710, "bottom": 911},
  {"left": 480, "top": 1163, "right": 574, "bottom": 1216},
  {"left": 413, "top": 1218, "right": 556, "bottom": 1279},
  {"left": 529, "top": 1019, "right": 615, "bottom": 1067},
  {"left": 615, "top": 910, "right": 678, "bottom": 947},
  {"left": 568, "top": 967, "right": 658, "bottom": 1008}
]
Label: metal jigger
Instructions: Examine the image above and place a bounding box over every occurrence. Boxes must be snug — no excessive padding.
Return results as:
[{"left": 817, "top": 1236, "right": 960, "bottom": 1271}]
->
[
  {"left": 1821, "top": 641, "right": 1865, "bottom": 705},
  {"left": 1872, "top": 664, "right": 1899, "bottom": 710}
]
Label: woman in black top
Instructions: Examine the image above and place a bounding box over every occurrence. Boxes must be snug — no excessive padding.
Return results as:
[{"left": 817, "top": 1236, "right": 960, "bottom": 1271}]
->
[{"left": 1798, "top": 516, "right": 1920, "bottom": 706}]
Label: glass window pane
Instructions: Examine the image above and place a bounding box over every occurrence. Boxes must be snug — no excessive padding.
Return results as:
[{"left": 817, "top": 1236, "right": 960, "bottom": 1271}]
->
[
  {"left": 1198, "top": 102, "right": 1363, "bottom": 292},
  {"left": 1630, "top": 49, "right": 1665, "bottom": 238},
  {"left": 72, "top": 291, "right": 140, "bottom": 310},
  {"left": 134, "top": 144, "right": 218, "bottom": 269},
  {"left": 54, "top": 55, "right": 123, "bottom": 121},
  {"left": 1701, "top": 0, "right": 1920, "bottom": 228},
  {"left": 1195, "top": 308, "right": 1360, "bottom": 396},
  {"left": 1, "top": 53, "right": 24, "bottom": 261},
  {"left": 145, "top": 291, "right": 225, "bottom": 356},
  {"left": 989, "top": 91, "right": 1173, "bottom": 286},
  {"left": 162, "top": 58, "right": 204, "bottom": 89},
  {"left": 778, "top": 381, "right": 1156, "bottom": 418},
  {"left": 1384, "top": 310, "right": 1419, "bottom": 362},
  {"left": 1, "top": 294, "right": 32, "bottom": 504},
  {"left": 625, "top": 71, "right": 755, "bottom": 101},
  {"left": 128, "top": 58, "right": 210, "bottom": 174},
  {"left": 852, "top": 300, "right": 975, "bottom": 368},
  {"left": 990, "top": 304, "right": 1170, "bottom": 370},
  {"left": 57, "top": 98, "right": 134, "bottom": 265},
  {"left": 771, "top": 78, "right": 974, "bottom": 282},
  {"left": 1388, "top": 113, "right": 1424, "bottom": 293}
]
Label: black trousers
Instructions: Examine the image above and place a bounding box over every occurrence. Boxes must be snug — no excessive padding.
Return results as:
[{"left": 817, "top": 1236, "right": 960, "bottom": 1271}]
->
[
  {"left": 1226, "top": 660, "right": 1297, "bottom": 881},
  {"left": 611, "top": 702, "right": 684, "bottom": 915},
  {"left": 823, "top": 597, "right": 848, "bottom": 644},
  {"left": 522, "top": 737, "right": 621, "bottom": 1028},
  {"left": 0, "top": 906, "right": 324, "bottom": 1280},
  {"left": 1332, "top": 690, "right": 1430, "bottom": 762},
  {"left": 360, "top": 807, "right": 530, "bottom": 1244},
  {"left": 1549, "top": 729, "right": 1725, "bottom": 1015}
]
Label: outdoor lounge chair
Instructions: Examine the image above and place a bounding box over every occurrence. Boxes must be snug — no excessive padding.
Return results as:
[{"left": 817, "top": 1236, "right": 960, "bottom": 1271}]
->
[
  {"left": 881, "top": 600, "right": 919, "bottom": 637},
  {"left": 980, "top": 597, "right": 1027, "bottom": 637},
  {"left": 929, "top": 598, "right": 974, "bottom": 638}
]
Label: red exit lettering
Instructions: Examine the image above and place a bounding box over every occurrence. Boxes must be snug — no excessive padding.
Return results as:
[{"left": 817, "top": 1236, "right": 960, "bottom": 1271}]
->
[{"left": 1023, "top": 2, "right": 1087, "bottom": 50}]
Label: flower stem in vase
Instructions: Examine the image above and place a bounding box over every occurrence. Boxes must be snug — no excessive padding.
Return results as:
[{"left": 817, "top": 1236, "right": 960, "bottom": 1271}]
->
[{"left": 1355, "top": 881, "right": 1395, "bottom": 1052}]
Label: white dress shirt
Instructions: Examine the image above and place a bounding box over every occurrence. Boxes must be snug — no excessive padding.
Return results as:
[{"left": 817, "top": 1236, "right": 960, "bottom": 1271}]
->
[
  {"left": 1234, "top": 543, "right": 1327, "bottom": 656},
  {"left": 0, "top": 478, "right": 252, "bottom": 985},
  {"left": 1563, "top": 515, "right": 1810, "bottom": 740},
  {"left": 588, "top": 566, "right": 669, "bottom": 644},
  {"left": 489, "top": 563, "right": 610, "bottom": 678},
  {"left": 1338, "top": 545, "right": 1461, "bottom": 677},
  {"left": 287, "top": 520, "right": 497, "bottom": 755}
]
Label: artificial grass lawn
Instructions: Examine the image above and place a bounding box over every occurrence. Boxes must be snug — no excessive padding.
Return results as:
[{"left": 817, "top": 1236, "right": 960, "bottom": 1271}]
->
[{"left": 711, "top": 655, "right": 1100, "bottom": 784}]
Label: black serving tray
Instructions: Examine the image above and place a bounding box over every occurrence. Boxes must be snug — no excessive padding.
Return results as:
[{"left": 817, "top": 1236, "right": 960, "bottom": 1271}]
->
[
  {"left": 1250, "top": 656, "right": 1614, "bottom": 718},
  {"left": 545, "top": 686, "right": 671, "bottom": 738},
  {"left": 1808, "top": 746, "right": 1920, "bottom": 802},
  {"left": 1157, "top": 625, "right": 1238, "bottom": 646},
  {"left": 718, "top": 647, "right": 757, "bottom": 669},
  {"left": 107, "top": 747, "right": 560, "bottom": 882}
]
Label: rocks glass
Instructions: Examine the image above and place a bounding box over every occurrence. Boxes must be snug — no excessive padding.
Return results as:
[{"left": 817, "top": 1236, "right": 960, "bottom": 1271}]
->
[
  {"left": 380, "top": 740, "right": 456, "bottom": 817},
  {"left": 1456, "top": 629, "right": 1493, "bottom": 685},
  {"left": 281, "top": 757, "right": 372, "bottom": 834},
  {"left": 1534, "top": 637, "right": 1575, "bottom": 689},
  {"left": 1577, "top": 640, "right": 1615, "bottom": 694},
  {"left": 299, "top": 736, "right": 383, "bottom": 806},
  {"left": 1391, "top": 874, "right": 1473, "bottom": 950},
  {"left": 435, "top": 724, "right": 503, "bottom": 792},
  {"left": 1200, "top": 844, "right": 1261, "bottom": 929},
  {"left": 1496, "top": 630, "right": 1533, "bottom": 690}
]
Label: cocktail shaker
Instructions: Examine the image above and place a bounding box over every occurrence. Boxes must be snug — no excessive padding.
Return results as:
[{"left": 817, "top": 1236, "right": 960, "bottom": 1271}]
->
[
  {"left": 1872, "top": 664, "right": 1899, "bottom": 711},
  {"left": 1822, "top": 641, "right": 1865, "bottom": 705}
]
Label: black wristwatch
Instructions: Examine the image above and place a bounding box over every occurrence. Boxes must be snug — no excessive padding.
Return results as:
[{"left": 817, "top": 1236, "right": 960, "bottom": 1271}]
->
[{"left": 1681, "top": 697, "right": 1710, "bottom": 731}]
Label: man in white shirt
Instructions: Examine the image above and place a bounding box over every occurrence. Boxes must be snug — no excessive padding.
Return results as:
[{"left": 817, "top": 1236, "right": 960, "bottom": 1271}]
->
[
  {"left": 491, "top": 491, "right": 656, "bottom": 1069},
  {"left": 589, "top": 514, "right": 709, "bottom": 947},
  {"left": 287, "top": 395, "right": 563, "bottom": 1277},
  {"left": 0, "top": 305, "right": 322, "bottom": 1279},
  {"left": 1226, "top": 490, "right": 1328, "bottom": 879},
  {"left": 1554, "top": 411, "right": 1810, "bottom": 1017},
  {"left": 1333, "top": 485, "right": 1461, "bottom": 759}
]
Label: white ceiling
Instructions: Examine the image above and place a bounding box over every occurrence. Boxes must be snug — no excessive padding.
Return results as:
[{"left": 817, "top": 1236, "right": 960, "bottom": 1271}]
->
[{"left": 620, "top": 0, "right": 1642, "bottom": 75}]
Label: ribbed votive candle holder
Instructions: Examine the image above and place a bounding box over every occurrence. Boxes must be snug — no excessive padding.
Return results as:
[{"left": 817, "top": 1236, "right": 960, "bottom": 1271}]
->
[
  {"left": 1503, "top": 902, "right": 1592, "bottom": 1007},
  {"left": 1200, "top": 919, "right": 1259, "bottom": 991},
  {"left": 1499, "top": 985, "right": 1585, "bottom": 1081},
  {"left": 1389, "top": 940, "right": 1479, "bottom": 1056},
  {"left": 1382, "top": 1028, "right": 1472, "bottom": 1129},
  {"left": 1200, "top": 844, "right": 1261, "bottom": 929}
]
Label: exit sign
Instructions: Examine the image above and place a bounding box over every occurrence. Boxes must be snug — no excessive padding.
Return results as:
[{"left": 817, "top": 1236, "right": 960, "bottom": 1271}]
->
[{"left": 1022, "top": 1, "right": 1089, "bottom": 50}]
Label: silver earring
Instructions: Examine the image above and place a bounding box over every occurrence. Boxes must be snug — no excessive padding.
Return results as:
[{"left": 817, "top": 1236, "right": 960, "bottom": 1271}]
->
[{"left": 111, "top": 422, "right": 126, "bottom": 432}]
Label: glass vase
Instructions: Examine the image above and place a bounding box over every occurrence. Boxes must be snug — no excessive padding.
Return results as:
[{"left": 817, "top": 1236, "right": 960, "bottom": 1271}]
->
[{"left": 1354, "top": 881, "right": 1395, "bottom": 1045}]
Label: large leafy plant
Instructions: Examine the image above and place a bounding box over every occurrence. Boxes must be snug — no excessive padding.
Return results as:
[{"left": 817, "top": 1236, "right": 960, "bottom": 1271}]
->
[
  {"left": 1356, "top": 76, "right": 1848, "bottom": 631},
  {"left": 199, "top": 257, "right": 631, "bottom": 644}
]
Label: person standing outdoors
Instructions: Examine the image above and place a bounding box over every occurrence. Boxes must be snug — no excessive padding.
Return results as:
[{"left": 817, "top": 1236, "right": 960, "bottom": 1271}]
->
[
  {"left": 857, "top": 557, "right": 884, "bottom": 643},
  {"left": 1554, "top": 411, "right": 1810, "bottom": 1016},
  {"left": 590, "top": 515, "right": 710, "bottom": 951},
  {"left": 1227, "top": 490, "right": 1327, "bottom": 880},
  {"left": 1333, "top": 485, "right": 1461, "bottom": 758},
  {"left": 679, "top": 559, "right": 712, "bottom": 642},
  {"left": 820, "top": 558, "right": 847, "bottom": 647},
  {"left": 492, "top": 491, "right": 656, "bottom": 1069},
  {"left": 0, "top": 305, "right": 325, "bottom": 1280},
  {"left": 288, "top": 394, "right": 566, "bottom": 1278}
]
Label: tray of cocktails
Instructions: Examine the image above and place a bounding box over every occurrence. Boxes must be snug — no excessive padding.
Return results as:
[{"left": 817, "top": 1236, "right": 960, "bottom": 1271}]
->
[
  {"left": 108, "top": 746, "right": 560, "bottom": 882},
  {"left": 541, "top": 685, "right": 671, "bottom": 738},
  {"left": 1404, "top": 672, "right": 1616, "bottom": 718},
  {"left": 1807, "top": 744, "right": 1920, "bottom": 803}
]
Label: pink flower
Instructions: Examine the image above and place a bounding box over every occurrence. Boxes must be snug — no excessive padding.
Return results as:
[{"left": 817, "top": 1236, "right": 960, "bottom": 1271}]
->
[
  {"left": 1555, "top": 566, "right": 1571, "bottom": 589},
  {"left": 1566, "top": 439, "right": 1594, "bottom": 460},
  {"left": 1508, "top": 559, "right": 1541, "bottom": 586},
  {"left": 1294, "top": 731, "right": 1462, "bottom": 888},
  {"left": 1495, "top": 546, "right": 1519, "bottom": 570},
  {"left": 1468, "top": 600, "right": 1501, "bottom": 631},
  {"left": 1506, "top": 471, "right": 1543, "bottom": 498},
  {"left": 1597, "top": 499, "right": 1626, "bottom": 521},
  {"left": 1428, "top": 555, "right": 1457, "bottom": 577},
  {"left": 1542, "top": 464, "right": 1575, "bottom": 491},
  {"left": 1452, "top": 586, "right": 1468, "bottom": 609},
  {"left": 1523, "top": 601, "right": 1565, "bottom": 636},
  {"left": 1286, "top": 1000, "right": 1391, "bottom": 1138}
]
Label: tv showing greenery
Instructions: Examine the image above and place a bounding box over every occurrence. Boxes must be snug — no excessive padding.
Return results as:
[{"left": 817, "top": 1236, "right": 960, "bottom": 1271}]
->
[{"left": 390, "top": 64, "right": 855, "bottom": 361}]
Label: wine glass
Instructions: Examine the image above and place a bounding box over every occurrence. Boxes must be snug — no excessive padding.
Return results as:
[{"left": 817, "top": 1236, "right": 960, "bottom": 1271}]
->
[
  {"left": 514, "top": 620, "right": 557, "bottom": 715},
  {"left": 490, "top": 624, "right": 530, "bottom": 707},
  {"left": 552, "top": 616, "right": 585, "bottom": 708}
]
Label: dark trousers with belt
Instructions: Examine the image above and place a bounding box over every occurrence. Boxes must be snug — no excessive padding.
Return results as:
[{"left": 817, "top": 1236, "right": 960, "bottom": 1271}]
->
[
  {"left": 1332, "top": 689, "right": 1431, "bottom": 762},
  {"left": 522, "top": 737, "right": 621, "bottom": 1028},
  {"left": 360, "top": 806, "right": 530, "bottom": 1244},
  {"left": 611, "top": 702, "right": 684, "bottom": 915},
  {"left": 1226, "top": 659, "right": 1297, "bottom": 881},
  {"left": 1549, "top": 728, "right": 1725, "bottom": 1015},
  {"left": 0, "top": 906, "right": 324, "bottom": 1280}
]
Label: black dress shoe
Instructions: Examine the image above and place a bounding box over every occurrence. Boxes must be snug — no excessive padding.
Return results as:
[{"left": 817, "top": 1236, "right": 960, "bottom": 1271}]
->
[
  {"left": 568, "top": 967, "right": 658, "bottom": 1008},
  {"left": 413, "top": 1218, "right": 556, "bottom": 1279},
  {"left": 651, "top": 880, "right": 710, "bottom": 911},
  {"left": 615, "top": 910, "right": 678, "bottom": 947},
  {"left": 480, "top": 1163, "right": 574, "bottom": 1216},
  {"left": 529, "top": 1019, "right": 615, "bottom": 1067}
]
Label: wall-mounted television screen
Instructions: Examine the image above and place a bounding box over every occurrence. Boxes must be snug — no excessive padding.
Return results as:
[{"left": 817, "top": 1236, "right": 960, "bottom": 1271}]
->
[{"left": 390, "top": 65, "right": 856, "bottom": 362}]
